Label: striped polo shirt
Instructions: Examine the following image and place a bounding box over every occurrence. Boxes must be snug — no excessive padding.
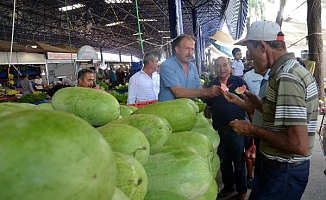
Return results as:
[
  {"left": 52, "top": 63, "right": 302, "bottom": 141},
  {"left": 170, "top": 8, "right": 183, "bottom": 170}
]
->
[{"left": 260, "top": 53, "right": 319, "bottom": 163}]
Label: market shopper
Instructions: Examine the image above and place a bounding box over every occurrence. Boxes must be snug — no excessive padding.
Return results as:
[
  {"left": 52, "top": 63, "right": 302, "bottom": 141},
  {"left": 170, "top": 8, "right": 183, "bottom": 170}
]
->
[
  {"left": 77, "top": 69, "right": 95, "bottom": 88},
  {"left": 229, "top": 20, "right": 319, "bottom": 200},
  {"left": 19, "top": 74, "right": 34, "bottom": 96},
  {"left": 204, "top": 56, "right": 248, "bottom": 200},
  {"left": 158, "top": 34, "right": 219, "bottom": 102},
  {"left": 127, "top": 52, "right": 160, "bottom": 104},
  {"left": 34, "top": 75, "right": 43, "bottom": 91}
]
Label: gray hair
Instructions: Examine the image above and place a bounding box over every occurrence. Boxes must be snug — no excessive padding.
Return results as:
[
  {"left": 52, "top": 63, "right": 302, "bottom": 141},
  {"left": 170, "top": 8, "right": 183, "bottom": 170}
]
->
[{"left": 143, "top": 52, "right": 159, "bottom": 65}]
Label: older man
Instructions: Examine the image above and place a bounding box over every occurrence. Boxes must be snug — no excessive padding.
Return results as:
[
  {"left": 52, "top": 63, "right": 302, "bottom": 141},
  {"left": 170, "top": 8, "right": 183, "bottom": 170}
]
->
[
  {"left": 158, "top": 34, "right": 219, "bottom": 102},
  {"left": 127, "top": 52, "right": 160, "bottom": 104},
  {"left": 204, "top": 56, "right": 248, "bottom": 200},
  {"left": 230, "top": 20, "right": 319, "bottom": 200},
  {"left": 78, "top": 69, "right": 95, "bottom": 88}
]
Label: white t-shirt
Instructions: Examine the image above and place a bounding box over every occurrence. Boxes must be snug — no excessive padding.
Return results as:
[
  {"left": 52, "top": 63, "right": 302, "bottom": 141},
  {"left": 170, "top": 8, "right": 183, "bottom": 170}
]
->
[
  {"left": 243, "top": 69, "right": 263, "bottom": 95},
  {"left": 34, "top": 78, "right": 43, "bottom": 90},
  {"left": 231, "top": 60, "right": 245, "bottom": 77},
  {"left": 127, "top": 70, "right": 160, "bottom": 104}
]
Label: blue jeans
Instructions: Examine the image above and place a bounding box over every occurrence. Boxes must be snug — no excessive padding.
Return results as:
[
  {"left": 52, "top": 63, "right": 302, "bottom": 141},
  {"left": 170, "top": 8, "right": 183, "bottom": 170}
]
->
[
  {"left": 249, "top": 154, "right": 310, "bottom": 200},
  {"left": 217, "top": 128, "right": 247, "bottom": 194}
]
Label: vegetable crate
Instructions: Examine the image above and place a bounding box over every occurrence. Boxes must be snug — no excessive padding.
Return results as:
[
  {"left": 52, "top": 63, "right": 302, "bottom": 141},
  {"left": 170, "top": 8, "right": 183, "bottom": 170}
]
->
[{"left": 127, "top": 100, "right": 157, "bottom": 108}]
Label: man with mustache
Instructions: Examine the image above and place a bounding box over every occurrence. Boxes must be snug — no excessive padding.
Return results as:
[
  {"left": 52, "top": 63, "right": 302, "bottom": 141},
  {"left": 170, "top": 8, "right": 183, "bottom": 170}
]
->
[{"left": 158, "top": 34, "right": 219, "bottom": 102}]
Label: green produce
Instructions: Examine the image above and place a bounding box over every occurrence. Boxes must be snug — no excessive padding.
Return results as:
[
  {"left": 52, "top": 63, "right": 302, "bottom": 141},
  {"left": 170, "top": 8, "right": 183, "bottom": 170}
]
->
[
  {"left": 211, "top": 154, "right": 221, "bottom": 179},
  {"left": 200, "top": 180, "right": 218, "bottom": 200},
  {"left": 115, "top": 83, "right": 129, "bottom": 90},
  {"left": 97, "top": 124, "right": 150, "bottom": 165},
  {"left": 158, "top": 145, "right": 198, "bottom": 154},
  {"left": 114, "top": 152, "right": 147, "bottom": 200},
  {"left": 132, "top": 99, "right": 196, "bottom": 132},
  {"left": 0, "top": 110, "right": 116, "bottom": 200},
  {"left": 175, "top": 98, "right": 199, "bottom": 113},
  {"left": 109, "top": 91, "right": 128, "bottom": 105},
  {"left": 99, "top": 81, "right": 109, "bottom": 91},
  {"left": 51, "top": 87, "right": 120, "bottom": 126},
  {"left": 194, "top": 113, "right": 210, "bottom": 127},
  {"left": 112, "top": 187, "right": 129, "bottom": 200},
  {"left": 16, "top": 92, "right": 46, "bottom": 104},
  {"left": 35, "top": 102, "right": 53, "bottom": 110},
  {"left": 196, "top": 102, "right": 207, "bottom": 113},
  {"left": 191, "top": 126, "right": 220, "bottom": 150},
  {"left": 144, "top": 151, "right": 212, "bottom": 199},
  {"left": 126, "top": 105, "right": 138, "bottom": 111},
  {"left": 165, "top": 131, "right": 215, "bottom": 163},
  {"left": 120, "top": 105, "right": 134, "bottom": 117},
  {"left": 0, "top": 102, "right": 35, "bottom": 116},
  {"left": 110, "top": 114, "right": 172, "bottom": 154},
  {"left": 144, "top": 191, "right": 188, "bottom": 200}
]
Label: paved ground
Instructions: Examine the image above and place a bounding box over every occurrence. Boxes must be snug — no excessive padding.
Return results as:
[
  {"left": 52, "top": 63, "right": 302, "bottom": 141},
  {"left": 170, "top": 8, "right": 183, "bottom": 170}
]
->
[{"left": 216, "top": 114, "right": 326, "bottom": 200}]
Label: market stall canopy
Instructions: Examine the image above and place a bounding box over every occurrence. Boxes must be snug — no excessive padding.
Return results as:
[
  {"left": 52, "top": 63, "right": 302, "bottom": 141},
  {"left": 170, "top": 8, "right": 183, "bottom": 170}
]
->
[
  {"left": 208, "top": 44, "right": 230, "bottom": 58},
  {"left": 0, "top": 40, "right": 44, "bottom": 53},
  {"left": 53, "top": 44, "right": 80, "bottom": 53},
  {"left": 211, "top": 42, "right": 233, "bottom": 58},
  {"left": 20, "top": 41, "right": 71, "bottom": 53},
  {"left": 0, "top": 0, "right": 248, "bottom": 56},
  {"left": 210, "top": 30, "right": 235, "bottom": 45}
]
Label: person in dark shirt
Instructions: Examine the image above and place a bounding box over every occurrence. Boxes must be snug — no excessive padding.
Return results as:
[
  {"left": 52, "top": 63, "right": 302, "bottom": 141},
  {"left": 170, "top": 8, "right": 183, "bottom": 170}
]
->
[
  {"left": 116, "top": 67, "right": 126, "bottom": 85},
  {"left": 204, "top": 56, "right": 248, "bottom": 200}
]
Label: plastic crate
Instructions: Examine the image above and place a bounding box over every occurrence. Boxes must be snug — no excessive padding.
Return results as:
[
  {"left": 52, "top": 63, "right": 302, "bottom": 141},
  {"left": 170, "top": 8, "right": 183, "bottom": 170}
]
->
[{"left": 127, "top": 100, "right": 157, "bottom": 108}]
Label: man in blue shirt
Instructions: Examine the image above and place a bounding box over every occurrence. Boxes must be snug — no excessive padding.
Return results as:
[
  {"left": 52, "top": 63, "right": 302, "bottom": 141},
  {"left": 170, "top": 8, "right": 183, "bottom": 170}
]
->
[
  {"left": 204, "top": 56, "right": 248, "bottom": 200},
  {"left": 158, "top": 34, "right": 219, "bottom": 102}
]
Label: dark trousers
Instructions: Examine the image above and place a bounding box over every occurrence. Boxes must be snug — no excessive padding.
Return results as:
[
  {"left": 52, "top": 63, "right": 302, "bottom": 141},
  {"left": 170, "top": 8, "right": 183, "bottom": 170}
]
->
[
  {"left": 249, "top": 153, "right": 309, "bottom": 200},
  {"left": 217, "top": 128, "right": 247, "bottom": 194}
]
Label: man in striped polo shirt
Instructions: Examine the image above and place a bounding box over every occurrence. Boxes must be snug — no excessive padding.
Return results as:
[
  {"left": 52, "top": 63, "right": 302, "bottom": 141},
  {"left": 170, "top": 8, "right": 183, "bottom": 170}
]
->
[{"left": 230, "top": 20, "right": 319, "bottom": 200}]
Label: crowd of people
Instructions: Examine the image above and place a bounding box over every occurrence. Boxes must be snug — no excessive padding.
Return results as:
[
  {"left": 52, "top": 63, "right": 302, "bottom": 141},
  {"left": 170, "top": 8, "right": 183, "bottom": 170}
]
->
[
  {"left": 156, "top": 20, "right": 318, "bottom": 200},
  {"left": 13, "top": 20, "right": 321, "bottom": 200}
]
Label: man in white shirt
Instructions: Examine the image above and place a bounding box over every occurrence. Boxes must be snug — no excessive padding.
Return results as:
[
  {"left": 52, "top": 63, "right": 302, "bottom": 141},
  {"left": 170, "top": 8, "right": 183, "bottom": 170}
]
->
[
  {"left": 127, "top": 52, "right": 160, "bottom": 104},
  {"left": 34, "top": 75, "right": 43, "bottom": 91}
]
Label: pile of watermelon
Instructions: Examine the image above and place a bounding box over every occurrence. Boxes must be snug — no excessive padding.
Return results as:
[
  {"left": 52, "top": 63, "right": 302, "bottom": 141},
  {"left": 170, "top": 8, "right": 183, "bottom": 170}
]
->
[{"left": 0, "top": 87, "right": 220, "bottom": 200}]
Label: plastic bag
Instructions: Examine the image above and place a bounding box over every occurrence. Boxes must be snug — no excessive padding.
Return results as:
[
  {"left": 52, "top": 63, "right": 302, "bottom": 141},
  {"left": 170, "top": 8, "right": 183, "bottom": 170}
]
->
[{"left": 244, "top": 138, "right": 256, "bottom": 165}]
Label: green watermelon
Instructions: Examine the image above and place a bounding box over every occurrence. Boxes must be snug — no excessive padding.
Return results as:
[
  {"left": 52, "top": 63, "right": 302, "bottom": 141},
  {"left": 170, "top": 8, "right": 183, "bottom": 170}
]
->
[
  {"left": 120, "top": 105, "right": 134, "bottom": 117},
  {"left": 114, "top": 152, "right": 147, "bottom": 200},
  {"left": 109, "top": 114, "right": 172, "bottom": 154},
  {"left": 35, "top": 102, "right": 54, "bottom": 110},
  {"left": 165, "top": 131, "right": 215, "bottom": 163},
  {"left": 51, "top": 87, "right": 120, "bottom": 126},
  {"left": 200, "top": 179, "right": 218, "bottom": 200},
  {"left": 158, "top": 145, "right": 198, "bottom": 154},
  {"left": 194, "top": 113, "right": 210, "bottom": 127},
  {"left": 191, "top": 126, "right": 220, "bottom": 150},
  {"left": 111, "top": 187, "right": 129, "bottom": 200},
  {"left": 144, "top": 191, "right": 188, "bottom": 200},
  {"left": 97, "top": 124, "right": 150, "bottom": 165},
  {"left": 0, "top": 102, "right": 35, "bottom": 116},
  {"left": 132, "top": 99, "right": 196, "bottom": 132},
  {"left": 144, "top": 151, "right": 212, "bottom": 199},
  {"left": 211, "top": 154, "right": 221, "bottom": 179},
  {"left": 0, "top": 110, "right": 116, "bottom": 200}
]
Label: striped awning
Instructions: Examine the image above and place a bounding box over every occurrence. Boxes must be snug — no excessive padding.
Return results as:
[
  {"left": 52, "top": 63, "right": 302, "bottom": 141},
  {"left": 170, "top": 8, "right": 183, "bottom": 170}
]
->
[{"left": 224, "top": 0, "right": 249, "bottom": 40}]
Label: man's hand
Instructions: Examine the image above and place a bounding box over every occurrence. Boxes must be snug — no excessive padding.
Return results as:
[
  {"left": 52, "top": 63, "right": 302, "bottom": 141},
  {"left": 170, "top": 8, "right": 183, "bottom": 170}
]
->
[
  {"left": 242, "top": 90, "right": 262, "bottom": 112},
  {"left": 207, "top": 85, "right": 220, "bottom": 97},
  {"left": 229, "top": 119, "right": 258, "bottom": 137},
  {"left": 223, "top": 92, "right": 241, "bottom": 104}
]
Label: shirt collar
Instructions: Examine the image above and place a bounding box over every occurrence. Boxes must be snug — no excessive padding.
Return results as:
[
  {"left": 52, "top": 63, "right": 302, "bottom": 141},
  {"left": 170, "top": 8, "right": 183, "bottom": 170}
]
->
[{"left": 268, "top": 52, "right": 295, "bottom": 77}]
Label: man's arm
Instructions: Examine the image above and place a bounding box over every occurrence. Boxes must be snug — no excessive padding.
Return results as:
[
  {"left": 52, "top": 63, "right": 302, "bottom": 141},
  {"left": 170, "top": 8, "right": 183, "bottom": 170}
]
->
[
  {"left": 169, "top": 85, "right": 220, "bottom": 99},
  {"left": 230, "top": 120, "right": 309, "bottom": 156},
  {"left": 223, "top": 92, "right": 255, "bottom": 114},
  {"left": 127, "top": 77, "right": 137, "bottom": 104}
]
